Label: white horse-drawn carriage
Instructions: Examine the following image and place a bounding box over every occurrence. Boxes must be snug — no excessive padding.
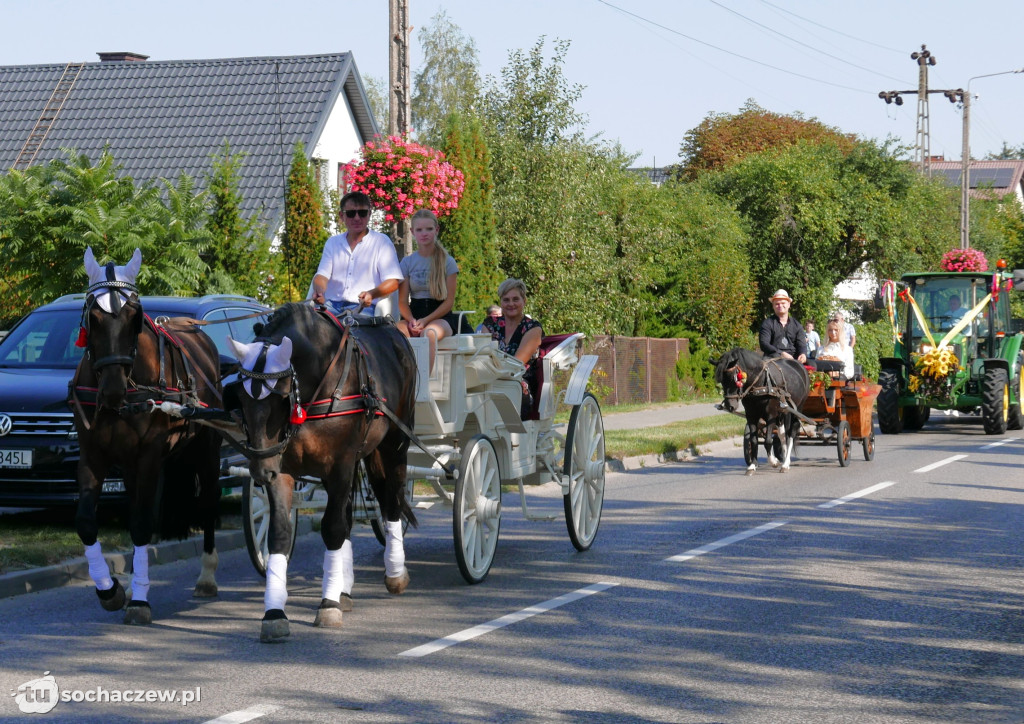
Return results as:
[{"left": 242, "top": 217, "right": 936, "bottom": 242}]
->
[{"left": 239, "top": 320, "right": 607, "bottom": 584}]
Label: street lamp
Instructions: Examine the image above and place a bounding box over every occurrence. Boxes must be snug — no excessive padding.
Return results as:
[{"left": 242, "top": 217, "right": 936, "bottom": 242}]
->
[{"left": 960, "top": 68, "right": 1024, "bottom": 250}]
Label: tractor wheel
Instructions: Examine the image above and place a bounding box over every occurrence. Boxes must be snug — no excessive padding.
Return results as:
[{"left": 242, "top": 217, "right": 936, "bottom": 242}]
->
[
  {"left": 1007, "top": 365, "right": 1023, "bottom": 431},
  {"left": 877, "top": 369, "right": 902, "bottom": 434},
  {"left": 902, "top": 405, "right": 928, "bottom": 431},
  {"left": 981, "top": 367, "right": 1009, "bottom": 435}
]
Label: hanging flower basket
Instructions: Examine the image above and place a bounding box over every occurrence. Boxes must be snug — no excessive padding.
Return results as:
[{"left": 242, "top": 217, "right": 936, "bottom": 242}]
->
[
  {"left": 342, "top": 136, "right": 465, "bottom": 223},
  {"left": 940, "top": 247, "right": 988, "bottom": 272}
]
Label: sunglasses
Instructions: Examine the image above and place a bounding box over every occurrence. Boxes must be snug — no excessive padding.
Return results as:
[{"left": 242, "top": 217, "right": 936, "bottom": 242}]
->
[{"left": 344, "top": 209, "right": 370, "bottom": 219}]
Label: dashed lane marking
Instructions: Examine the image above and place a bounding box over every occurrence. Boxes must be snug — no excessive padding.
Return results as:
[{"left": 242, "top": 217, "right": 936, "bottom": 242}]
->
[
  {"left": 203, "top": 704, "right": 279, "bottom": 724},
  {"left": 914, "top": 455, "right": 968, "bottom": 473},
  {"left": 664, "top": 520, "right": 789, "bottom": 562},
  {"left": 397, "top": 581, "right": 619, "bottom": 658},
  {"left": 818, "top": 481, "right": 896, "bottom": 509}
]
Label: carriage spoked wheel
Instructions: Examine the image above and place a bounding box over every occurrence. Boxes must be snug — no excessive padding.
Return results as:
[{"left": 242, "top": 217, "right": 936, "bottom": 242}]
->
[
  {"left": 562, "top": 392, "right": 606, "bottom": 551},
  {"left": 862, "top": 432, "right": 876, "bottom": 461},
  {"left": 243, "top": 476, "right": 313, "bottom": 577},
  {"left": 836, "top": 420, "right": 852, "bottom": 467},
  {"left": 453, "top": 434, "right": 502, "bottom": 584}
]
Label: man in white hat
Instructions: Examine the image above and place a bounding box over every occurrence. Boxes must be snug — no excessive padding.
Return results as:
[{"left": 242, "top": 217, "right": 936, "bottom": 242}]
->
[{"left": 759, "top": 289, "right": 808, "bottom": 364}]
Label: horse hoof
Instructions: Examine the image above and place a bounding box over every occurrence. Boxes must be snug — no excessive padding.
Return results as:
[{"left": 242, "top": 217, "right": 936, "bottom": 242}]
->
[
  {"left": 260, "top": 609, "right": 290, "bottom": 643},
  {"left": 745, "top": 468, "right": 755, "bottom": 476},
  {"left": 313, "top": 600, "right": 344, "bottom": 629},
  {"left": 123, "top": 601, "right": 152, "bottom": 626},
  {"left": 193, "top": 581, "right": 218, "bottom": 598},
  {"left": 385, "top": 571, "right": 410, "bottom": 595},
  {"left": 338, "top": 592, "right": 354, "bottom": 612},
  {"left": 97, "top": 578, "right": 126, "bottom": 611}
]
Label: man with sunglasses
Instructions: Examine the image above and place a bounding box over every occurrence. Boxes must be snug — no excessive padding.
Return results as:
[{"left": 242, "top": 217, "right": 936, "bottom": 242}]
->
[{"left": 311, "top": 191, "right": 403, "bottom": 314}]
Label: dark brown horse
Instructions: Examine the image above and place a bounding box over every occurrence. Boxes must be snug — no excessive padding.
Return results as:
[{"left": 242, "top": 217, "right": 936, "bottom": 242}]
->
[
  {"left": 715, "top": 347, "right": 809, "bottom": 475},
  {"left": 224, "top": 302, "right": 417, "bottom": 642},
  {"left": 69, "top": 248, "right": 223, "bottom": 625}
]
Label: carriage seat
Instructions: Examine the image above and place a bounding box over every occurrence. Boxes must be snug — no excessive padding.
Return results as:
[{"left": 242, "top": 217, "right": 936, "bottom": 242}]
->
[{"left": 523, "top": 333, "right": 584, "bottom": 421}]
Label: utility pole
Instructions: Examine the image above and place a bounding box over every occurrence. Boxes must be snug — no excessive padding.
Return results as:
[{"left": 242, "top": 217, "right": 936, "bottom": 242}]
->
[
  {"left": 388, "top": 0, "right": 412, "bottom": 254},
  {"left": 912, "top": 46, "right": 935, "bottom": 175},
  {"left": 959, "top": 68, "right": 1024, "bottom": 249}
]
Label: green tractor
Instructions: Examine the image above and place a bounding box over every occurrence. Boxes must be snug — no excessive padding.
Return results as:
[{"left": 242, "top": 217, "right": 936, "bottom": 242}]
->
[{"left": 877, "top": 265, "right": 1024, "bottom": 434}]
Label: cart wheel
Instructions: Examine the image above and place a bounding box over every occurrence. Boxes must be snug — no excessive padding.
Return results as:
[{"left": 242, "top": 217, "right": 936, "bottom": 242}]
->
[
  {"left": 368, "top": 462, "right": 412, "bottom": 546},
  {"left": 836, "top": 420, "right": 852, "bottom": 467},
  {"left": 563, "top": 392, "right": 606, "bottom": 551},
  {"left": 453, "top": 435, "right": 501, "bottom": 584},
  {"left": 242, "top": 477, "right": 299, "bottom": 577},
  {"left": 862, "top": 432, "right": 876, "bottom": 461}
]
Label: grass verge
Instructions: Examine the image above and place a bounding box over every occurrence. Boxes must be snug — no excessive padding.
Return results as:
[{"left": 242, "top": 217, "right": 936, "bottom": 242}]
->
[
  {"left": 603, "top": 414, "right": 744, "bottom": 459},
  {"left": 0, "top": 509, "right": 134, "bottom": 575}
]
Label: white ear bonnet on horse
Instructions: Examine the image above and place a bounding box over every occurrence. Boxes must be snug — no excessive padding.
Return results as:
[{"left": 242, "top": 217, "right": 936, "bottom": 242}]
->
[
  {"left": 227, "top": 336, "right": 294, "bottom": 400},
  {"left": 83, "top": 247, "right": 142, "bottom": 313}
]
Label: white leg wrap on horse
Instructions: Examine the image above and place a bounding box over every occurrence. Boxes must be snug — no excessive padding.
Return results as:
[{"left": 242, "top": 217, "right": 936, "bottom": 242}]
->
[
  {"left": 264, "top": 553, "right": 288, "bottom": 612},
  {"left": 322, "top": 539, "right": 353, "bottom": 600},
  {"left": 384, "top": 520, "right": 406, "bottom": 579},
  {"left": 85, "top": 541, "right": 113, "bottom": 591},
  {"left": 131, "top": 545, "right": 150, "bottom": 603}
]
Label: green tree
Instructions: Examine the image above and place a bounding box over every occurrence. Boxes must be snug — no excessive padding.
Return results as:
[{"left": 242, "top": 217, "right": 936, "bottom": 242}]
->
[
  {"left": 412, "top": 10, "right": 481, "bottom": 148},
  {"left": 705, "top": 139, "right": 954, "bottom": 327},
  {"left": 986, "top": 142, "right": 1024, "bottom": 160},
  {"left": 361, "top": 74, "right": 389, "bottom": 132},
  {"left": 280, "top": 142, "right": 328, "bottom": 300},
  {"left": 677, "top": 100, "right": 856, "bottom": 181},
  {"left": 439, "top": 111, "right": 502, "bottom": 328},
  {"left": 0, "top": 149, "right": 210, "bottom": 326},
  {"left": 204, "top": 142, "right": 274, "bottom": 298}
]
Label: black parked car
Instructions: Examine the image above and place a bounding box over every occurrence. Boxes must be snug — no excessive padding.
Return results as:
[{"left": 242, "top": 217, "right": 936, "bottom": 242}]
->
[{"left": 0, "top": 294, "right": 271, "bottom": 507}]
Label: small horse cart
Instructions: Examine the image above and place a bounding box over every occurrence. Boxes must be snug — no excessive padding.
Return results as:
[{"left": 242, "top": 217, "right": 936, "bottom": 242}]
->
[
  {"left": 794, "top": 374, "right": 881, "bottom": 465},
  {"left": 236, "top": 324, "right": 608, "bottom": 584}
]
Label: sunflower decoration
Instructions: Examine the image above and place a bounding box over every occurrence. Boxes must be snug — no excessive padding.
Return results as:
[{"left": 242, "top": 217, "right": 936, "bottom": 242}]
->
[{"left": 910, "top": 347, "right": 959, "bottom": 400}]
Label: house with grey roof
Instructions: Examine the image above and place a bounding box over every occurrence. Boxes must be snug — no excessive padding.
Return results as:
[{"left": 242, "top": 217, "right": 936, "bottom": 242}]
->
[
  {"left": 0, "top": 51, "right": 380, "bottom": 235},
  {"left": 930, "top": 159, "right": 1024, "bottom": 206}
]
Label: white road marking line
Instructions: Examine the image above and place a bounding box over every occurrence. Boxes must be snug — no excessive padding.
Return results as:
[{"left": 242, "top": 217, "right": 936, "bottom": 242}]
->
[
  {"left": 818, "top": 481, "right": 896, "bottom": 509},
  {"left": 397, "top": 581, "right": 619, "bottom": 658},
  {"left": 915, "top": 455, "right": 968, "bottom": 473},
  {"left": 203, "top": 704, "right": 279, "bottom": 724},
  {"left": 980, "top": 438, "right": 1014, "bottom": 450},
  {"left": 664, "top": 520, "right": 789, "bottom": 562}
]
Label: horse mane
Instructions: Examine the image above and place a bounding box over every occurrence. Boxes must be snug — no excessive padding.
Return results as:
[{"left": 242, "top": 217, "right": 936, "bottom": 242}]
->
[
  {"left": 714, "top": 347, "right": 765, "bottom": 383},
  {"left": 259, "top": 302, "right": 317, "bottom": 338}
]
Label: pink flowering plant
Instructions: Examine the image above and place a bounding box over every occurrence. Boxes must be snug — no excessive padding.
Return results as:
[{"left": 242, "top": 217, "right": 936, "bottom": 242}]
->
[
  {"left": 342, "top": 136, "right": 465, "bottom": 222},
  {"left": 940, "top": 247, "right": 988, "bottom": 272}
]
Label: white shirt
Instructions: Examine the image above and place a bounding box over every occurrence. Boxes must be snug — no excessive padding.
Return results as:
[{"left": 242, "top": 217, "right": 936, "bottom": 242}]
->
[{"left": 315, "top": 230, "right": 403, "bottom": 305}]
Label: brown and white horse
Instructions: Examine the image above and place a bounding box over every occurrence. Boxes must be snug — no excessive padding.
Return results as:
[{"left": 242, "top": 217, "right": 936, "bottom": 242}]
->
[
  {"left": 224, "top": 302, "right": 417, "bottom": 642},
  {"left": 69, "top": 248, "right": 223, "bottom": 625}
]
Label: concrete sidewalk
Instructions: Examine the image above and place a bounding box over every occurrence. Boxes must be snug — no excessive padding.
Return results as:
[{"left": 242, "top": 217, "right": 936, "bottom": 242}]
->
[{"left": 601, "top": 401, "right": 723, "bottom": 431}]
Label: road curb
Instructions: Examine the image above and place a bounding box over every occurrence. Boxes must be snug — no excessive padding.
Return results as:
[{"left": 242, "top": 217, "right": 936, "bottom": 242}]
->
[
  {"left": 0, "top": 518, "right": 313, "bottom": 600},
  {"left": 606, "top": 435, "right": 742, "bottom": 472}
]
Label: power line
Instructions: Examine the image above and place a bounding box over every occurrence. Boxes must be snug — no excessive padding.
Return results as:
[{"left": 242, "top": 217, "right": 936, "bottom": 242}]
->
[
  {"left": 757, "top": 0, "right": 905, "bottom": 55},
  {"left": 593, "top": 0, "right": 874, "bottom": 95},
  {"left": 706, "top": 0, "right": 907, "bottom": 84}
]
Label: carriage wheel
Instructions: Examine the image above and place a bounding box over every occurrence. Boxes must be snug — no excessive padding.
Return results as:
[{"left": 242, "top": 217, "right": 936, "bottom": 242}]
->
[
  {"left": 367, "top": 461, "right": 411, "bottom": 547},
  {"left": 453, "top": 435, "right": 502, "bottom": 584},
  {"left": 242, "top": 477, "right": 301, "bottom": 577},
  {"left": 862, "top": 432, "right": 876, "bottom": 461},
  {"left": 562, "top": 393, "right": 606, "bottom": 552},
  {"left": 836, "top": 421, "right": 852, "bottom": 467}
]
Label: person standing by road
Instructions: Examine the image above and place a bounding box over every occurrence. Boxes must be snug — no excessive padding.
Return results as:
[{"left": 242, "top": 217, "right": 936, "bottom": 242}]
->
[
  {"left": 833, "top": 310, "right": 856, "bottom": 348},
  {"left": 759, "top": 289, "right": 808, "bottom": 364},
  {"left": 804, "top": 320, "right": 820, "bottom": 359},
  {"left": 311, "top": 191, "right": 403, "bottom": 315}
]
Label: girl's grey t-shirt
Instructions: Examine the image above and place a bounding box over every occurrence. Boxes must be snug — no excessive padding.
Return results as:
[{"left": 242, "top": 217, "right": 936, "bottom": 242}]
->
[{"left": 400, "top": 252, "right": 458, "bottom": 299}]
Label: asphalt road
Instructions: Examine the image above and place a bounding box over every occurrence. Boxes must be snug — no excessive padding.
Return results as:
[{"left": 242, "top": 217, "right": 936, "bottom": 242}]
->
[{"left": 1, "top": 416, "right": 1021, "bottom": 723}]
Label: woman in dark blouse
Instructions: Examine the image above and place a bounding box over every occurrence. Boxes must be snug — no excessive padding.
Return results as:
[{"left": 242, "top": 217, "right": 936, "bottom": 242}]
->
[{"left": 482, "top": 278, "right": 543, "bottom": 416}]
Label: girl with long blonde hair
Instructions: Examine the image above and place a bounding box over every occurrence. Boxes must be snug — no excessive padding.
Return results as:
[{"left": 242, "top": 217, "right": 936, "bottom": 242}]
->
[{"left": 397, "top": 209, "right": 461, "bottom": 369}]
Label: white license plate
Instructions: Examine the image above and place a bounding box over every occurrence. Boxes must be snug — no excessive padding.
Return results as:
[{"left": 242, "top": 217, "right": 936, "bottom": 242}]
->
[{"left": 0, "top": 449, "right": 32, "bottom": 468}]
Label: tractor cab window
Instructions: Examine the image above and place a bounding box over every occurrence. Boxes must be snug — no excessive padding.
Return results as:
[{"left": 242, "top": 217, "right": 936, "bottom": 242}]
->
[{"left": 909, "top": 277, "right": 980, "bottom": 339}]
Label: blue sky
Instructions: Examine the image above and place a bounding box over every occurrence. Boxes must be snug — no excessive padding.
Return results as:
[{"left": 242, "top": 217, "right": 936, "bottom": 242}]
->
[{"left": 3, "top": 1, "right": 1023, "bottom": 166}]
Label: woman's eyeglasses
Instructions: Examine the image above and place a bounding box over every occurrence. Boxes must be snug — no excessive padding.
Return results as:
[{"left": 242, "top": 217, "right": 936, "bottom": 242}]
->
[{"left": 344, "top": 209, "right": 370, "bottom": 218}]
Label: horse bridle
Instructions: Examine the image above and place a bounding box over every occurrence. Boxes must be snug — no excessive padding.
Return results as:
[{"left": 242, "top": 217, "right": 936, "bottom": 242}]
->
[
  {"left": 226, "top": 342, "right": 303, "bottom": 459},
  {"left": 82, "top": 264, "right": 143, "bottom": 371}
]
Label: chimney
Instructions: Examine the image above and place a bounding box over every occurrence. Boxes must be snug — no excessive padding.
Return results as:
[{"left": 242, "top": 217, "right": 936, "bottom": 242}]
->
[{"left": 97, "top": 52, "right": 149, "bottom": 62}]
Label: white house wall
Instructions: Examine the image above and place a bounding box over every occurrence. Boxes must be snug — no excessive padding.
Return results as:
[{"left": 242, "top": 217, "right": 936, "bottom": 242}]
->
[{"left": 312, "top": 92, "right": 366, "bottom": 225}]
